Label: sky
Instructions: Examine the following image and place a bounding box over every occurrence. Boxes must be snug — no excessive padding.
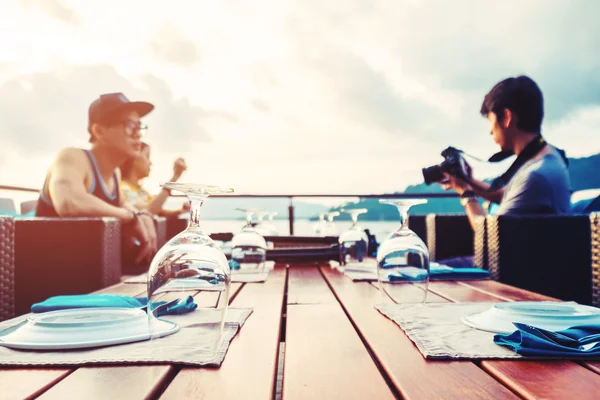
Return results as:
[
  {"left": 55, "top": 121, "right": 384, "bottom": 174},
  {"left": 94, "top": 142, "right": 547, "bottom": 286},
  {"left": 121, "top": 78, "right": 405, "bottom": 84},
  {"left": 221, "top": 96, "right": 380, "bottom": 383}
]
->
[{"left": 0, "top": 0, "right": 599, "bottom": 200}]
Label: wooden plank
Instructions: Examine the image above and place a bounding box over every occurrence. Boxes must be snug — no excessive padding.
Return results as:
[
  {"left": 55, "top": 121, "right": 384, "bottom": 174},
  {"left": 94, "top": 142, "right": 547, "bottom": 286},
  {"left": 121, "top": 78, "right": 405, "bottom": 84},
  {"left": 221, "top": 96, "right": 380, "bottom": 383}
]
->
[
  {"left": 483, "top": 361, "right": 600, "bottom": 400},
  {"left": 0, "top": 284, "right": 148, "bottom": 400},
  {"left": 585, "top": 362, "right": 600, "bottom": 375},
  {"left": 287, "top": 266, "right": 336, "bottom": 305},
  {"left": 37, "top": 366, "right": 174, "bottom": 400},
  {"left": 160, "top": 268, "right": 287, "bottom": 400},
  {"left": 284, "top": 267, "right": 395, "bottom": 400},
  {"left": 429, "top": 281, "right": 600, "bottom": 400},
  {"left": 458, "top": 280, "right": 557, "bottom": 302},
  {"left": 0, "top": 369, "right": 72, "bottom": 400},
  {"left": 33, "top": 283, "right": 245, "bottom": 400},
  {"left": 428, "top": 281, "right": 506, "bottom": 303},
  {"left": 321, "top": 267, "right": 518, "bottom": 399}
]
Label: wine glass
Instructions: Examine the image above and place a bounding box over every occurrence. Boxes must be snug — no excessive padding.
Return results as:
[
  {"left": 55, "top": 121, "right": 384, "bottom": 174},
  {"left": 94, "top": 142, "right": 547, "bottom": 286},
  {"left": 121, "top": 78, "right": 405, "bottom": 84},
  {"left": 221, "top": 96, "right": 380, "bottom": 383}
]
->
[
  {"left": 261, "top": 211, "right": 279, "bottom": 236},
  {"left": 376, "top": 199, "right": 430, "bottom": 303},
  {"left": 253, "top": 210, "right": 276, "bottom": 236},
  {"left": 339, "top": 208, "right": 369, "bottom": 266},
  {"left": 147, "top": 183, "right": 234, "bottom": 348},
  {"left": 322, "top": 211, "right": 340, "bottom": 236},
  {"left": 230, "top": 208, "right": 268, "bottom": 270},
  {"left": 313, "top": 212, "right": 326, "bottom": 236}
]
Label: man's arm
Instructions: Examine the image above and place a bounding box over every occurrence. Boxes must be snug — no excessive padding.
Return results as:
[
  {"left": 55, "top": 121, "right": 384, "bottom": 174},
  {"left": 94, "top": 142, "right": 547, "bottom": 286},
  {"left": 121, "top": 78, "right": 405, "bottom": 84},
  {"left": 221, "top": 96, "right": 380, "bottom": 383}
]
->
[
  {"left": 441, "top": 172, "right": 486, "bottom": 230},
  {"left": 49, "top": 148, "right": 133, "bottom": 220},
  {"left": 462, "top": 197, "right": 486, "bottom": 230},
  {"left": 468, "top": 177, "right": 504, "bottom": 204},
  {"left": 49, "top": 148, "right": 157, "bottom": 263}
]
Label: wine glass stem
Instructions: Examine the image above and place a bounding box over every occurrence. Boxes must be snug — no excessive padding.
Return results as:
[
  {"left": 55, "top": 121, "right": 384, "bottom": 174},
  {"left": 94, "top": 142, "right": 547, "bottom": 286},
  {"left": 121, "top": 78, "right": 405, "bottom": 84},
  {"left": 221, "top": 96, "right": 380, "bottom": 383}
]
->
[
  {"left": 351, "top": 213, "right": 358, "bottom": 227},
  {"left": 396, "top": 206, "right": 410, "bottom": 230},
  {"left": 188, "top": 195, "right": 206, "bottom": 229}
]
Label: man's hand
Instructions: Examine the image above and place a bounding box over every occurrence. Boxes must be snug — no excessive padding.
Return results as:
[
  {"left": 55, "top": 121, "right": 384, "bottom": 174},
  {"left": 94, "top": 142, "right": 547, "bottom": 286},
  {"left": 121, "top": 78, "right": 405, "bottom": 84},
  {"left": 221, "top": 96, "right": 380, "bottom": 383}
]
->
[
  {"left": 131, "top": 213, "right": 158, "bottom": 264},
  {"left": 440, "top": 172, "right": 473, "bottom": 195},
  {"left": 172, "top": 158, "right": 187, "bottom": 181}
]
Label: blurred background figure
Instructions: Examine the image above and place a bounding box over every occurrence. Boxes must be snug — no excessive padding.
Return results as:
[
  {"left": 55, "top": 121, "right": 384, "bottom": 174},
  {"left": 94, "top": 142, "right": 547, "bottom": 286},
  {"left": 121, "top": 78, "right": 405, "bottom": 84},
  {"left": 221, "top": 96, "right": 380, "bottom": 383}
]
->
[{"left": 120, "top": 142, "right": 189, "bottom": 217}]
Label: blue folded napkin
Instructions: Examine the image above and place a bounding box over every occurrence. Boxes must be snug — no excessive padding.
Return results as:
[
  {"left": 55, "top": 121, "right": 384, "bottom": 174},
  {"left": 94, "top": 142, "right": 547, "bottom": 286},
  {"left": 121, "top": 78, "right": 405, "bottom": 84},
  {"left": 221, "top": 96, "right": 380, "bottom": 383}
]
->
[
  {"left": 31, "top": 294, "right": 197, "bottom": 317},
  {"left": 494, "top": 323, "right": 600, "bottom": 357},
  {"left": 388, "top": 265, "right": 489, "bottom": 281}
]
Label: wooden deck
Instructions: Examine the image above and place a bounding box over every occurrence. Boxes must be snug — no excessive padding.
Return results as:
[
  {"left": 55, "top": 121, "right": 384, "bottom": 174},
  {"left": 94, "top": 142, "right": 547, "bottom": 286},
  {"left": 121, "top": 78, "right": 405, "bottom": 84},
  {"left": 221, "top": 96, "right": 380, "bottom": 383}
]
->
[{"left": 3, "top": 263, "right": 600, "bottom": 399}]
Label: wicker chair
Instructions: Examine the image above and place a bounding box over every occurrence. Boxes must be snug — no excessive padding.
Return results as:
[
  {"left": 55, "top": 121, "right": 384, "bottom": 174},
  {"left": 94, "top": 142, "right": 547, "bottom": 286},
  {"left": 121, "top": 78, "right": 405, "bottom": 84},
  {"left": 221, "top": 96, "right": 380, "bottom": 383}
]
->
[
  {"left": 14, "top": 217, "right": 121, "bottom": 316},
  {"left": 0, "top": 216, "right": 15, "bottom": 321},
  {"left": 425, "top": 214, "right": 473, "bottom": 262},
  {"left": 485, "top": 214, "right": 595, "bottom": 305},
  {"left": 473, "top": 217, "right": 487, "bottom": 269},
  {"left": 408, "top": 215, "right": 428, "bottom": 246}
]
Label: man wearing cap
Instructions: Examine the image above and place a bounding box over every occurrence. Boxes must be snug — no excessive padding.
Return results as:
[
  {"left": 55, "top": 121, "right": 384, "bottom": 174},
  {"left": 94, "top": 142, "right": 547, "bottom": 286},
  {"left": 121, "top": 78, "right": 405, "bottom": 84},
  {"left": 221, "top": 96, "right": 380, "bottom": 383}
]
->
[{"left": 36, "top": 93, "right": 158, "bottom": 265}]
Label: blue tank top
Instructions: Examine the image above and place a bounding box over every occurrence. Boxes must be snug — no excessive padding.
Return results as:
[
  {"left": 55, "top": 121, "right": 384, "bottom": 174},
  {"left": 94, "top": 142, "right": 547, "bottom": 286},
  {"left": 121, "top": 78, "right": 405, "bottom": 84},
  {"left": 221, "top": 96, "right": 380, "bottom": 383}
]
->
[{"left": 35, "top": 150, "right": 121, "bottom": 217}]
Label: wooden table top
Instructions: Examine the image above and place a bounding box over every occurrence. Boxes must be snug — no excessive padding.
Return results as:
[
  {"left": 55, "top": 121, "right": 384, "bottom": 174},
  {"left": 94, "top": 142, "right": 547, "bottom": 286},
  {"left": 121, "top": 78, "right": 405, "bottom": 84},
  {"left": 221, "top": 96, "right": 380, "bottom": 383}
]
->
[{"left": 3, "top": 263, "right": 600, "bottom": 400}]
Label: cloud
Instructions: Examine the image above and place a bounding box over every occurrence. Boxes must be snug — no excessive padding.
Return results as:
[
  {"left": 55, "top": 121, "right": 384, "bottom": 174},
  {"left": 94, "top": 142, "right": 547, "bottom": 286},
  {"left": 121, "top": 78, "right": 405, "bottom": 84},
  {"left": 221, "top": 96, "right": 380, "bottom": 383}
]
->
[
  {"left": 287, "top": 0, "right": 600, "bottom": 124},
  {"left": 251, "top": 64, "right": 279, "bottom": 89},
  {"left": 19, "top": 0, "right": 79, "bottom": 26},
  {"left": 148, "top": 25, "right": 201, "bottom": 66},
  {"left": 0, "top": 64, "right": 238, "bottom": 155},
  {"left": 251, "top": 98, "right": 270, "bottom": 113},
  {"left": 2, "top": 0, "right": 600, "bottom": 195}
]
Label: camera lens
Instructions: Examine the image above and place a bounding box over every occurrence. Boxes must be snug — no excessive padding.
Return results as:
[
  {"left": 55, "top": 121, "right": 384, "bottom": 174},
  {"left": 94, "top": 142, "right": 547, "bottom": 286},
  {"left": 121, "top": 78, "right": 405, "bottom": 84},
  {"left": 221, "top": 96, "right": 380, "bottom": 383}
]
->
[{"left": 422, "top": 165, "right": 444, "bottom": 185}]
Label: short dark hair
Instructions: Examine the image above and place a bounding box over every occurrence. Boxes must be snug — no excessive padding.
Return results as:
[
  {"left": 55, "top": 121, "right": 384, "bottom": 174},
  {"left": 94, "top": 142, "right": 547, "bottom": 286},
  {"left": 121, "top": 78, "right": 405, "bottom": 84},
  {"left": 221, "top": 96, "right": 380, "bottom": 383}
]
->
[
  {"left": 120, "top": 142, "right": 150, "bottom": 178},
  {"left": 480, "top": 75, "right": 544, "bottom": 133}
]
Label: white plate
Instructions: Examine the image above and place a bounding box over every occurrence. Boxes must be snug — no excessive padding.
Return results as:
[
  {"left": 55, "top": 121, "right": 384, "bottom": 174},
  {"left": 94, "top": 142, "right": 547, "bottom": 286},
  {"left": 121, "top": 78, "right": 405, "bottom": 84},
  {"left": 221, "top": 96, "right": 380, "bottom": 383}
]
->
[
  {"left": 0, "top": 308, "right": 179, "bottom": 350},
  {"left": 461, "top": 302, "right": 600, "bottom": 334}
]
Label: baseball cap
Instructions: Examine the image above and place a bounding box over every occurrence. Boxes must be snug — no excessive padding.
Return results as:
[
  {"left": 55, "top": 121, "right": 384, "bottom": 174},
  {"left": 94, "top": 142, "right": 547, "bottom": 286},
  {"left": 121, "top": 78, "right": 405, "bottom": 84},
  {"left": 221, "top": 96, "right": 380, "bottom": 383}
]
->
[{"left": 88, "top": 92, "right": 154, "bottom": 126}]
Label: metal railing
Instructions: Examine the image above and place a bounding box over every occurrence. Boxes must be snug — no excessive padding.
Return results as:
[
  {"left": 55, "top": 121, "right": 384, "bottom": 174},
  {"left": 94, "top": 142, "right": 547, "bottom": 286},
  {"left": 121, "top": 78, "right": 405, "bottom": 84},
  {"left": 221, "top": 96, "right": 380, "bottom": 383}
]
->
[{"left": 0, "top": 184, "right": 459, "bottom": 235}]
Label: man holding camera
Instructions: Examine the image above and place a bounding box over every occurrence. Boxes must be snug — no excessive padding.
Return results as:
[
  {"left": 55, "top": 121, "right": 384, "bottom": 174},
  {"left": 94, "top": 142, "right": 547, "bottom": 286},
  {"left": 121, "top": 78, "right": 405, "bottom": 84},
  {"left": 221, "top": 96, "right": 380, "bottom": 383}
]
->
[{"left": 439, "top": 76, "right": 571, "bottom": 229}]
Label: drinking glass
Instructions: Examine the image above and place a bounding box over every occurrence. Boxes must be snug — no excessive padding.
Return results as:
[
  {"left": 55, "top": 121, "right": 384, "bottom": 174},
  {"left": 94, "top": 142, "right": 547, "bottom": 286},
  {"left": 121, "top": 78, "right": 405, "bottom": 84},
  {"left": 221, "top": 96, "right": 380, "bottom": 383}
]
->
[
  {"left": 339, "top": 208, "right": 369, "bottom": 265},
  {"left": 253, "top": 210, "right": 276, "bottom": 236},
  {"left": 147, "top": 183, "right": 234, "bottom": 348},
  {"left": 230, "top": 208, "right": 267, "bottom": 269},
  {"left": 263, "top": 212, "right": 279, "bottom": 236},
  {"left": 322, "top": 211, "right": 340, "bottom": 236},
  {"left": 376, "top": 199, "right": 430, "bottom": 303},
  {"left": 313, "top": 212, "right": 326, "bottom": 236}
]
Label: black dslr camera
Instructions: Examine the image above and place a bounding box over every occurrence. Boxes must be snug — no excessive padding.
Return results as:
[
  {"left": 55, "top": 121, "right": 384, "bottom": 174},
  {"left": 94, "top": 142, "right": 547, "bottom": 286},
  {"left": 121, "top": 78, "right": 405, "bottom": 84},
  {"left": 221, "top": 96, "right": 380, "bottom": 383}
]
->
[{"left": 422, "top": 147, "right": 470, "bottom": 185}]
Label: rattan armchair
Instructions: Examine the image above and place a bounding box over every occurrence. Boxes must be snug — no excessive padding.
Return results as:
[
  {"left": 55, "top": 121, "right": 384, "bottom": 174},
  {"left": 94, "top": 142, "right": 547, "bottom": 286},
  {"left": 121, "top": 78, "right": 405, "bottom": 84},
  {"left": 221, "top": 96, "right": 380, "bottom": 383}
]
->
[
  {"left": 14, "top": 217, "right": 121, "bottom": 316},
  {"left": 0, "top": 216, "right": 15, "bottom": 321},
  {"left": 485, "top": 213, "right": 596, "bottom": 305},
  {"left": 425, "top": 214, "right": 473, "bottom": 262}
]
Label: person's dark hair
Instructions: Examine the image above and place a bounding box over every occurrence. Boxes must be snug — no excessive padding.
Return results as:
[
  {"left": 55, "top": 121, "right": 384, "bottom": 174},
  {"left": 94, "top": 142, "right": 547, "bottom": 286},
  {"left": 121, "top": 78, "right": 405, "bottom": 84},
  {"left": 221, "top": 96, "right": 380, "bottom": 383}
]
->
[
  {"left": 88, "top": 111, "right": 129, "bottom": 143},
  {"left": 120, "top": 142, "right": 150, "bottom": 179},
  {"left": 480, "top": 75, "right": 544, "bottom": 133}
]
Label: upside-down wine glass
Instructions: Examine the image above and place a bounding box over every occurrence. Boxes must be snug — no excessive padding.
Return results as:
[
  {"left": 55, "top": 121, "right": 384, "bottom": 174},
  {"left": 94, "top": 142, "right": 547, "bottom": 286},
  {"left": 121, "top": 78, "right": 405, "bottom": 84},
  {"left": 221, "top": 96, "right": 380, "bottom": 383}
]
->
[
  {"left": 313, "top": 212, "right": 326, "bottom": 236},
  {"left": 147, "top": 183, "right": 234, "bottom": 349},
  {"left": 376, "top": 199, "right": 430, "bottom": 303},
  {"left": 265, "top": 212, "right": 279, "bottom": 236},
  {"left": 322, "top": 211, "right": 340, "bottom": 236},
  {"left": 230, "top": 207, "right": 267, "bottom": 269},
  {"left": 339, "top": 208, "right": 369, "bottom": 266},
  {"left": 253, "top": 210, "right": 275, "bottom": 236}
]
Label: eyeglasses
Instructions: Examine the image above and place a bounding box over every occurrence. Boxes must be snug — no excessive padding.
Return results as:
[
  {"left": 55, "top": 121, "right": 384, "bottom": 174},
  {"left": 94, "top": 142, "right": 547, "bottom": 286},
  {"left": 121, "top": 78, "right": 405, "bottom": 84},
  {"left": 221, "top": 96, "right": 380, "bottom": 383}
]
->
[{"left": 121, "top": 120, "right": 148, "bottom": 137}]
